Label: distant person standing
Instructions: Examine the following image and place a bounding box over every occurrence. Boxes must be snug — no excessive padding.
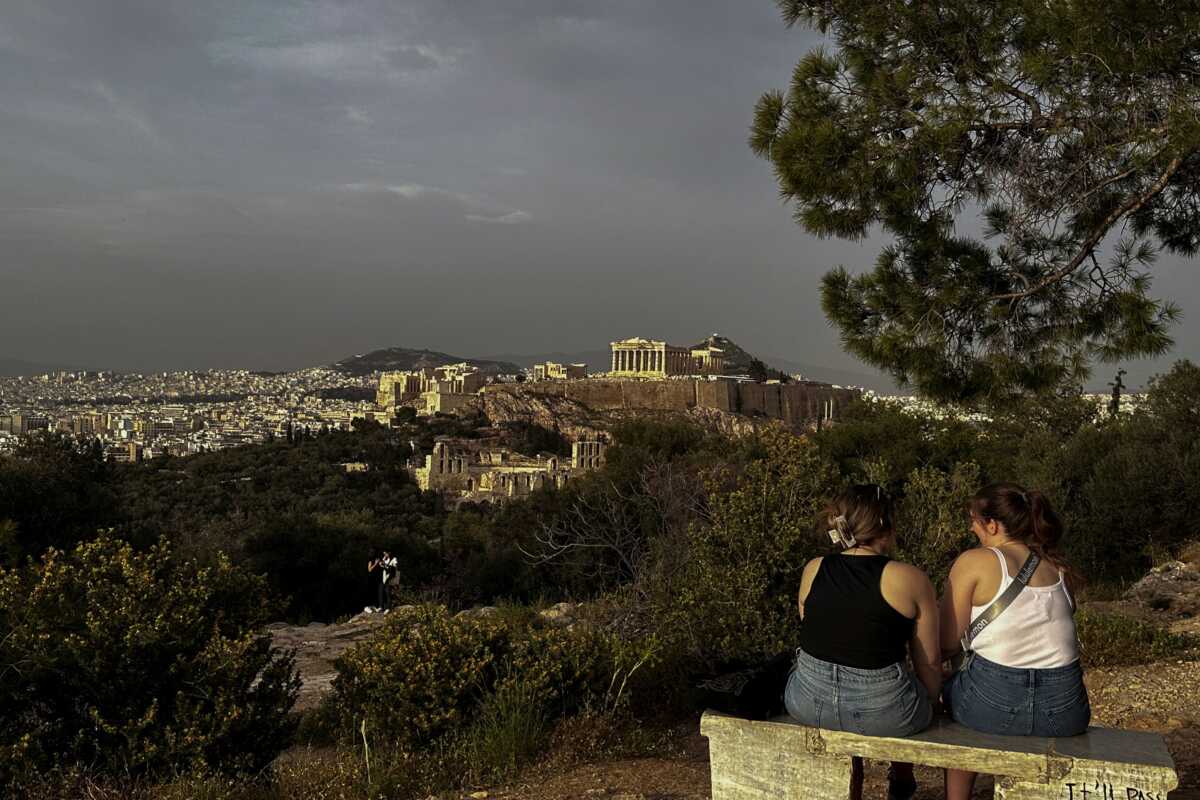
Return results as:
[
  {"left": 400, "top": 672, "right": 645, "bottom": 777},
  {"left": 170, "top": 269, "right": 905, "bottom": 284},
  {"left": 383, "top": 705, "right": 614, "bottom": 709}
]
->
[{"left": 367, "top": 550, "right": 399, "bottom": 610}]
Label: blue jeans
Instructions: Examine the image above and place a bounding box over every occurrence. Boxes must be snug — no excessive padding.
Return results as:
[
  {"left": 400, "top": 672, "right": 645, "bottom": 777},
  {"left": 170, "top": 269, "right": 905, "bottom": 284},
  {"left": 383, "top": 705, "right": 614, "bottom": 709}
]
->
[
  {"left": 785, "top": 648, "right": 933, "bottom": 737},
  {"left": 946, "top": 654, "right": 1090, "bottom": 737}
]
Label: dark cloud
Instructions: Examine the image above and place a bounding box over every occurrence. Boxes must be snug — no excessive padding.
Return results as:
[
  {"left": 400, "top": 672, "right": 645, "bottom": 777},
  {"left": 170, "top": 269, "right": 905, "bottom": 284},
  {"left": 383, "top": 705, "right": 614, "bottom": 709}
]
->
[{"left": 0, "top": 1, "right": 1195, "bottom": 392}]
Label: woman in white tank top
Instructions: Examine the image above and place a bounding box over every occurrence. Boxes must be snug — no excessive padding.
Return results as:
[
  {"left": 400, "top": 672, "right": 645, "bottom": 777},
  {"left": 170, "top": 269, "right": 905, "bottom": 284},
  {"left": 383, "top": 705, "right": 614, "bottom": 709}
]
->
[{"left": 938, "top": 482, "right": 1090, "bottom": 800}]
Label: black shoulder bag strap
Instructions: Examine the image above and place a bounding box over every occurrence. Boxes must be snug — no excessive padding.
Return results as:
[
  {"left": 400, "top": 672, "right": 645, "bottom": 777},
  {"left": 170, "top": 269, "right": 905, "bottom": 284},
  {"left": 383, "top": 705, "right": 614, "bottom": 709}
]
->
[{"left": 953, "top": 551, "right": 1040, "bottom": 670}]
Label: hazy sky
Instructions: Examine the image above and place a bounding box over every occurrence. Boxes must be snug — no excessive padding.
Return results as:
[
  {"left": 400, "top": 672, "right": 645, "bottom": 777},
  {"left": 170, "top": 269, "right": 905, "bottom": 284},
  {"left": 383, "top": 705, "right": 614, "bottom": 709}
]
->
[{"left": 2, "top": 1, "right": 1196, "bottom": 390}]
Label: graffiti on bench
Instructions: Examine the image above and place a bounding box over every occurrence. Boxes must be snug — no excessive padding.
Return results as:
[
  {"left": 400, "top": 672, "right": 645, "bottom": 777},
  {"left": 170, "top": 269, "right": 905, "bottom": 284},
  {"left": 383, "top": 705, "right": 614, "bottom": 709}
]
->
[{"left": 1064, "top": 783, "right": 1166, "bottom": 800}]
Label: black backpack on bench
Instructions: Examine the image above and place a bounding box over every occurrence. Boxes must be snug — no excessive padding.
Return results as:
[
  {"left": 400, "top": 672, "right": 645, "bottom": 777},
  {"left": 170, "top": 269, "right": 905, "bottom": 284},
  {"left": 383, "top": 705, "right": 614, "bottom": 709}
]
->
[{"left": 693, "top": 652, "right": 793, "bottom": 720}]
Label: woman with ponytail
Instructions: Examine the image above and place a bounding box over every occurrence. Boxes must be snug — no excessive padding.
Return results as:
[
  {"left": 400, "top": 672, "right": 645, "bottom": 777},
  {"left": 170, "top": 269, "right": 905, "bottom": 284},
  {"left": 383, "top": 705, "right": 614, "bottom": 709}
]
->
[
  {"left": 940, "top": 482, "right": 1090, "bottom": 800},
  {"left": 786, "top": 485, "right": 941, "bottom": 800}
]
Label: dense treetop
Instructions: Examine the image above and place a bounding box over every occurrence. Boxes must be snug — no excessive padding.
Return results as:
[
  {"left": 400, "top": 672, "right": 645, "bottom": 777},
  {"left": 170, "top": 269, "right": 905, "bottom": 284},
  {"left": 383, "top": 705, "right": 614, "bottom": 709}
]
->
[{"left": 752, "top": 0, "right": 1200, "bottom": 402}]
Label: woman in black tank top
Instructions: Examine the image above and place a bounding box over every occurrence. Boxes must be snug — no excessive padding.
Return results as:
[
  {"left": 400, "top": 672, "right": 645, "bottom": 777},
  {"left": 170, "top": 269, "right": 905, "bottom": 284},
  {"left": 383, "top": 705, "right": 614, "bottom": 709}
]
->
[
  {"left": 800, "top": 555, "right": 914, "bottom": 668},
  {"left": 784, "top": 485, "right": 942, "bottom": 800}
]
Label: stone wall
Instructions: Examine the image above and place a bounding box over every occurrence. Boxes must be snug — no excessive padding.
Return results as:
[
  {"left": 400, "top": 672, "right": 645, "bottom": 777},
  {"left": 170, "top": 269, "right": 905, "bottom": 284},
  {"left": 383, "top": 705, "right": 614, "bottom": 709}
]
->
[
  {"left": 481, "top": 379, "right": 859, "bottom": 429},
  {"left": 696, "top": 380, "right": 737, "bottom": 412}
]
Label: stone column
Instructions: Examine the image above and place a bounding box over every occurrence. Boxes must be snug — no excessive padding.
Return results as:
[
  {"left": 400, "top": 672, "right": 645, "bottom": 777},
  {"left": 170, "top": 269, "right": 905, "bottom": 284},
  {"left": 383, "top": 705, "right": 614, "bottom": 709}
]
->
[{"left": 611, "top": 351, "right": 617, "bottom": 372}]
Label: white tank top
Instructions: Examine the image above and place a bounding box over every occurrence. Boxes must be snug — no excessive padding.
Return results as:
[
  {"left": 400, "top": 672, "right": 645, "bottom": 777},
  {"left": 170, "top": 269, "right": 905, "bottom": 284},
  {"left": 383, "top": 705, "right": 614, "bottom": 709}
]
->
[{"left": 969, "top": 547, "right": 1080, "bottom": 669}]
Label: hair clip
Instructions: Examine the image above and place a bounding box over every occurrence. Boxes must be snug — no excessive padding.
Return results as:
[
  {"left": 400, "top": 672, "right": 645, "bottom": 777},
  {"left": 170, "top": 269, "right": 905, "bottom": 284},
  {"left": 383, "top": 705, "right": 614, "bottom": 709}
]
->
[{"left": 827, "top": 514, "right": 856, "bottom": 548}]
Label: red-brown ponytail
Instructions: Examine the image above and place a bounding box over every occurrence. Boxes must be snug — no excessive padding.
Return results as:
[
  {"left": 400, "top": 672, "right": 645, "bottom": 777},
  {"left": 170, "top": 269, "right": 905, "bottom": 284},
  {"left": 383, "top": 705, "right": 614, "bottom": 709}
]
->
[
  {"left": 971, "top": 482, "right": 1067, "bottom": 568},
  {"left": 1025, "top": 489, "right": 1065, "bottom": 564}
]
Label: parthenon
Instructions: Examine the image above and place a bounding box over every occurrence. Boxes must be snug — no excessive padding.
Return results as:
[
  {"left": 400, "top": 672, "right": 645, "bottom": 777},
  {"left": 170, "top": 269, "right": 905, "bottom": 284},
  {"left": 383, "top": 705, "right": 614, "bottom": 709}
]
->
[{"left": 609, "top": 338, "right": 724, "bottom": 378}]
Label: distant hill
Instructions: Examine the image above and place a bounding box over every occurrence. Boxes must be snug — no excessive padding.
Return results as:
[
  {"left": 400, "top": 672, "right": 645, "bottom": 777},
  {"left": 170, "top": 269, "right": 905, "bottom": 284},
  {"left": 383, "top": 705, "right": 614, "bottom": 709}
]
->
[
  {"left": 481, "top": 349, "right": 613, "bottom": 372},
  {"left": 687, "top": 334, "right": 783, "bottom": 376},
  {"left": 331, "top": 348, "right": 521, "bottom": 377}
]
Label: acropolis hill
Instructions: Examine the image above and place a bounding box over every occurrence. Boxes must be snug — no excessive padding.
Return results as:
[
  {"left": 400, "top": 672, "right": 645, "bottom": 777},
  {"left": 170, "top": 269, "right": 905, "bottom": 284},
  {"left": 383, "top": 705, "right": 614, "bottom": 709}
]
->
[
  {"left": 369, "top": 335, "right": 859, "bottom": 505},
  {"left": 373, "top": 334, "right": 860, "bottom": 441}
]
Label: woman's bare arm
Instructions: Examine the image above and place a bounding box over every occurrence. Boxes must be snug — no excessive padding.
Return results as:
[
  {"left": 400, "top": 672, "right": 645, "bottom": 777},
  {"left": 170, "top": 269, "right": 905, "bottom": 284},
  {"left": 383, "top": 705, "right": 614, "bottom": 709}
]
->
[
  {"left": 908, "top": 571, "right": 942, "bottom": 703},
  {"left": 796, "top": 557, "right": 823, "bottom": 621},
  {"left": 939, "top": 552, "right": 982, "bottom": 660}
]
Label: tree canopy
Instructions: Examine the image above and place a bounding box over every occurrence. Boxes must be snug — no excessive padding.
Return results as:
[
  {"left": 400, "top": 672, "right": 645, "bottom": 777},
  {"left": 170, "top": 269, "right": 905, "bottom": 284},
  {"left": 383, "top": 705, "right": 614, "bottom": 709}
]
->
[{"left": 751, "top": 0, "right": 1200, "bottom": 402}]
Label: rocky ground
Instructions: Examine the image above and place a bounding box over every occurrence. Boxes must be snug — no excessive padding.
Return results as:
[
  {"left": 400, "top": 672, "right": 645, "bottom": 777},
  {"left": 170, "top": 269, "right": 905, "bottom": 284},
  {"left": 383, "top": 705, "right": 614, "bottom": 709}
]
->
[
  {"left": 273, "top": 562, "right": 1200, "bottom": 800},
  {"left": 273, "top": 602, "right": 584, "bottom": 712},
  {"left": 269, "top": 612, "right": 388, "bottom": 711}
]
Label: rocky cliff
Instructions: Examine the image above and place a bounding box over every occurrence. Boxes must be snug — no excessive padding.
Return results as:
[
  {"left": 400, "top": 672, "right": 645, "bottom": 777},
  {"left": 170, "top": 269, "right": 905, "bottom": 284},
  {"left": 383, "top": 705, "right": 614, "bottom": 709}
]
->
[
  {"left": 476, "top": 379, "right": 860, "bottom": 440},
  {"left": 476, "top": 384, "right": 772, "bottom": 440}
]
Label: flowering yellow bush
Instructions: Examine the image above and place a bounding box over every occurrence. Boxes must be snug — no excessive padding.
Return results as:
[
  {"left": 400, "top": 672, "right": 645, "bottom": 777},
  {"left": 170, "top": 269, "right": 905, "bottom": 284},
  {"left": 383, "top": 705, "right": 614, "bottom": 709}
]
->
[{"left": 331, "top": 606, "right": 618, "bottom": 749}]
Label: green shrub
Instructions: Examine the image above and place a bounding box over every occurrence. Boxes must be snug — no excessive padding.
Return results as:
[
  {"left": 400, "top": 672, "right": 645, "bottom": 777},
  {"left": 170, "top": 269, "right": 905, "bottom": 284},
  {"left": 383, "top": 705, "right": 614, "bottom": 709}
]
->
[
  {"left": 330, "top": 606, "right": 620, "bottom": 751},
  {"left": 0, "top": 535, "right": 299, "bottom": 791},
  {"left": 1076, "top": 608, "right": 1197, "bottom": 668},
  {"left": 331, "top": 605, "right": 507, "bottom": 749},
  {"left": 673, "top": 429, "right": 839, "bottom": 665},
  {"left": 813, "top": 397, "right": 979, "bottom": 484},
  {"left": 498, "top": 624, "right": 614, "bottom": 716},
  {"left": 458, "top": 676, "right": 550, "bottom": 783},
  {"left": 893, "top": 462, "right": 981, "bottom": 590},
  {"left": 293, "top": 701, "right": 340, "bottom": 747}
]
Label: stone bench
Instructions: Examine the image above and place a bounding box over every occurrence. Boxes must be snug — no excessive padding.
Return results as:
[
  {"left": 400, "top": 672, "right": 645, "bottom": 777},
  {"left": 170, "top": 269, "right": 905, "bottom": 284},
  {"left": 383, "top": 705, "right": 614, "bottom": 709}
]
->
[{"left": 701, "top": 711, "right": 1179, "bottom": 800}]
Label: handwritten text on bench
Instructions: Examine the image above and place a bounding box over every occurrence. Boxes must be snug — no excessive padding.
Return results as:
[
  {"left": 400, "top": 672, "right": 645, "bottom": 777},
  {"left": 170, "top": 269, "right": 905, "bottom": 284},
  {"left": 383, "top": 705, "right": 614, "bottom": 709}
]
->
[{"left": 1064, "top": 783, "right": 1164, "bottom": 800}]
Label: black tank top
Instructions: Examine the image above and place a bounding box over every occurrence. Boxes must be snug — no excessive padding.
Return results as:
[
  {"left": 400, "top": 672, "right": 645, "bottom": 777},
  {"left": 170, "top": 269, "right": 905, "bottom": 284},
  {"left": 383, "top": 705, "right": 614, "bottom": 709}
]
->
[{"left": 799, "top": 555, "right": 914, "bottom": 669}]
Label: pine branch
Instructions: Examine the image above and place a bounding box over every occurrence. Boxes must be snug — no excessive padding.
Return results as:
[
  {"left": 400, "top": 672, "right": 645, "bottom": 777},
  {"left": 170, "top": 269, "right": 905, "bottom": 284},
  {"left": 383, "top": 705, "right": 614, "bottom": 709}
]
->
[{"left": 992, "top": 156, "right": 1184, "bottom": 302}]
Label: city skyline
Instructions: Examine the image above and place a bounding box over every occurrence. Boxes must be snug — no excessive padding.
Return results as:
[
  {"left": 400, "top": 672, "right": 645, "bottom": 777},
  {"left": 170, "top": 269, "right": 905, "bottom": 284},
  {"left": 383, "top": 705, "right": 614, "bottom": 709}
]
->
[{"left": 2, "top": 1, "right": 1197, "bottom": 392}]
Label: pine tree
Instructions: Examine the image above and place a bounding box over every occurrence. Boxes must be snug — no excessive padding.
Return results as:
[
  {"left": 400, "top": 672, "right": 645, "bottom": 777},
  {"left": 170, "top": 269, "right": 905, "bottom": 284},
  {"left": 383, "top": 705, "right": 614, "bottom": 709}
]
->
[
  {"left": 1108, "top": 369, "right": 1127, "bottom": 417},
  {"left": 751, "top": 1, "right": 1200, "bottom": 403},
  {"left": 748, "top": 358, "right": 770, "bottom": 383}
]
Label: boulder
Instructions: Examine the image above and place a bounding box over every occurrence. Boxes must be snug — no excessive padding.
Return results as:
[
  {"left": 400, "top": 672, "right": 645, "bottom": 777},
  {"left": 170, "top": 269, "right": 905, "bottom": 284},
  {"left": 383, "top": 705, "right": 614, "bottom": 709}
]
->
[
  {"left": 1126, "top": 560, "right": 1200, "bottom": 615},
  {"left": 455, "top": 606, "right": 499, "bottom": 620},
  {"left": 539, "top": 601, "right": 577, "bottom": 625}
]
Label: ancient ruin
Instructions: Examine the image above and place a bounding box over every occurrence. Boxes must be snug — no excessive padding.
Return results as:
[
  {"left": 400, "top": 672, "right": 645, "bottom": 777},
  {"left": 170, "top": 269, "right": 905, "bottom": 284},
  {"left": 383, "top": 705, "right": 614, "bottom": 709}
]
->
[
  {"left": 412, "top": 438, "right": 607, "bottom": 502},
  {"left": 376, "top": 363, "right": 487, "bottom": 416},
  {"left": 532, "top": 361, "right": 588, "bottom": 381}
]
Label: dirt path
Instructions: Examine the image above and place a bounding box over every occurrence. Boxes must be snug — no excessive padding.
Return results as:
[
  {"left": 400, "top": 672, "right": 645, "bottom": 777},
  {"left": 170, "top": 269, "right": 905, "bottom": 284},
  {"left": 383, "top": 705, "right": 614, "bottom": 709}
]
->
[{"left": 270, "top": 612, "right": 388, "bottom": 711}]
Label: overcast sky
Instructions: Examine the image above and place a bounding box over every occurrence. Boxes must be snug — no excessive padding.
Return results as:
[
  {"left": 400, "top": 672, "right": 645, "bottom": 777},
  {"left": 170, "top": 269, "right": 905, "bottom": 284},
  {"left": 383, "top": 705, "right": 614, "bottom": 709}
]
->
[{"left": 1, "top": 1, "right": 1196, "bottom": 390}]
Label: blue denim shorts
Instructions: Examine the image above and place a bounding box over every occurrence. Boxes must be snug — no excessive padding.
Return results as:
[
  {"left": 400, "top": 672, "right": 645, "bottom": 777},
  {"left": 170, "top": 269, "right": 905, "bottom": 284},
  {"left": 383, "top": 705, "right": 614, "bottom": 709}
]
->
[
  {"left": 946, "top": 654, "right": 1090, "bottom": 737},
  {"left": 784, "top": 648, "right": 933, "bottom": 737}
]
